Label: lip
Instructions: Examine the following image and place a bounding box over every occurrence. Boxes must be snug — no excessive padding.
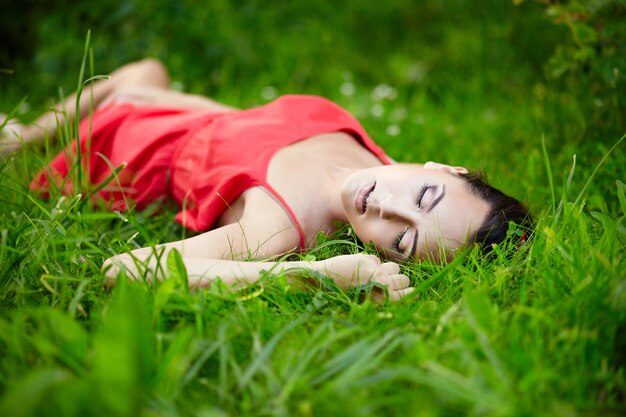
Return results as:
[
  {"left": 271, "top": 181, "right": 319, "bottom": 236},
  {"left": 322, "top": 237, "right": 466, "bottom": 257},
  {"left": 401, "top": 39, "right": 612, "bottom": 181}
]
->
[{"left": 355, "top": 181, "right": 376, "bottom": 214}]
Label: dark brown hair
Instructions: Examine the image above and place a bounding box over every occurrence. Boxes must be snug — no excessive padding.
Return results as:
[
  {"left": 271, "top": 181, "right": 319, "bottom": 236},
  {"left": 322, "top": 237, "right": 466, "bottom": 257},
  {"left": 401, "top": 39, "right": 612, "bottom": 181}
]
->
[{"left": 461, "top": 171, "right": 532, "bottom": 252}]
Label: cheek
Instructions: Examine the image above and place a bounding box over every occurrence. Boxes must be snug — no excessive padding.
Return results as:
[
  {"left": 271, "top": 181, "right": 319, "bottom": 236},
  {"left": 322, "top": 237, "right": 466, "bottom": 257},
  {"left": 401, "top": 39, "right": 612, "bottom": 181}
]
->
[
  {"left": 417, "top": 222, "right": 461, "bottom": 261},
  {"left": 352, "top": 219, "right": 386, "bottom": 245},
  {"left": 340, "top": 186, "right": 353, "bottom": 213},
  {"left": 432, "top": 213, "right": 471, "bottom": 247}
]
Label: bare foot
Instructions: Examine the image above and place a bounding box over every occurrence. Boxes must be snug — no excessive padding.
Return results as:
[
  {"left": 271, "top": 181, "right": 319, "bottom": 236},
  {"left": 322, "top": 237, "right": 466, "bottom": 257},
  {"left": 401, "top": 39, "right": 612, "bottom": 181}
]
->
[{"left": 0, "top": 113, "right": 25, "bottom": 158}]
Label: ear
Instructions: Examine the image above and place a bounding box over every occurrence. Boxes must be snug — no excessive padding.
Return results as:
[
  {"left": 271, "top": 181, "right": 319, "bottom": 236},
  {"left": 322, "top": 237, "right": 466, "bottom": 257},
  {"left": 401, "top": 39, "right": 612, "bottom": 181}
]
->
[{"left": 424, "top": 161, "right": 469, "bottom": 176}]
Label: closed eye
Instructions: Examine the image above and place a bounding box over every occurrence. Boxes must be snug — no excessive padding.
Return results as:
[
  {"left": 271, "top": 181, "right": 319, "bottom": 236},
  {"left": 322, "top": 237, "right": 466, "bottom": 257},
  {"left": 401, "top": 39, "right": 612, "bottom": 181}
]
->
[
  {"left": 417, "top": 184, "right": 446, "bottom": 212},
  {"left": 394, "top": 226, "right": 409, "bottom": 252},
  {"left": 393, "top": 226, "right": 419, "bottom": 260},
  {"left": 426, "top": 185, "right": 446, "bottom": 213},
  {"left": 417, "top": 184, "right": 432, "bottom": 208}
]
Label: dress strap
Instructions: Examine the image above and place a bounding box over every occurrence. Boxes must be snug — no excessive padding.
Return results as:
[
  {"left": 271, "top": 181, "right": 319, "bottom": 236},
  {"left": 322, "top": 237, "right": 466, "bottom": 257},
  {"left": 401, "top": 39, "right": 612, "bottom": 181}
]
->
[{"left": 260, "top": 183, "right": 307, "bottom": 251}]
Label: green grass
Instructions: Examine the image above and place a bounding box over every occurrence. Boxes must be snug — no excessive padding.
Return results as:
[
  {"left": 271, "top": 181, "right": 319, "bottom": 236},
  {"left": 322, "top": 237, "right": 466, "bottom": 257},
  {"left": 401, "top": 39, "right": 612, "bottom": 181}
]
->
[{"left": 1, "top": 1, "right": 625, "bottom": 416}]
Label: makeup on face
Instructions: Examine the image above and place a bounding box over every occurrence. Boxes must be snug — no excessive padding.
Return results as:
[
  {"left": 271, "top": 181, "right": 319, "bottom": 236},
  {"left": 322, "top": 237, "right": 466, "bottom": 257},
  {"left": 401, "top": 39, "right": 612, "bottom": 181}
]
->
[{"left": 341, "top": 163, "right": 490, "bottom": 261}]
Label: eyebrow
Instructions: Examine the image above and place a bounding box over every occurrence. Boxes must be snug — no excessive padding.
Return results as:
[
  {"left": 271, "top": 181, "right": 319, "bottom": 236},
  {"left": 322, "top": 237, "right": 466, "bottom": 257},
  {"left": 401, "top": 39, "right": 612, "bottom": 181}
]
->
[{"left": 411, "top": 185, "right": 447, "bottom": 258}]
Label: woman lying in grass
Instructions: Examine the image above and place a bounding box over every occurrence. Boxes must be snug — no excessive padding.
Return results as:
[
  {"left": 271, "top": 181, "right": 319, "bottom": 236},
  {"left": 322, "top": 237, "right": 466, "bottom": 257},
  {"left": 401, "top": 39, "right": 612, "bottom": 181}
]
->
[{"left": 1, "top": 59, "right": 530, "bottom": 300}]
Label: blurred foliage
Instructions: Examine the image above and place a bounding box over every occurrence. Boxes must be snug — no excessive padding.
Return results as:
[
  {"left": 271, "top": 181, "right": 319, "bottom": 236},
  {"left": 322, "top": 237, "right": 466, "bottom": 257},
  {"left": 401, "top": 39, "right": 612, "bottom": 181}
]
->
[
  {"left": 519, "top": 0, "right": 625, "bottom": 136},
  {"left": 2, "top": 0, "right": 562, "bottom": 96},
  {"left": 2, "top": 0, "right": 623, "bottom": 135}
]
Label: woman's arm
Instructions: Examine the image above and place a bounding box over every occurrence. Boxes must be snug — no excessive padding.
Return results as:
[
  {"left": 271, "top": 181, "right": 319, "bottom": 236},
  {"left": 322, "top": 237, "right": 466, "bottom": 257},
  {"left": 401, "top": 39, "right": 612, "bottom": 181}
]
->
[
  {"left": 102, "top": 217, "right": 414, "bottom": 300},
  {"left": 104, "top": 251, "right": 413, "bottom": 301}
]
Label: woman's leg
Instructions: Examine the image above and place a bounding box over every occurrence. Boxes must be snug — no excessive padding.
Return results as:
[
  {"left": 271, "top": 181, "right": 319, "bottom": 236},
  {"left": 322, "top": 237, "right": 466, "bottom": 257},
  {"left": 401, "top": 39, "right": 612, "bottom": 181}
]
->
[
  {"left": 2, "top": 58, "right": 235, "bottom": 157},
  {"left": 18, "top": 58, "right": 171, "bottom": 144}
]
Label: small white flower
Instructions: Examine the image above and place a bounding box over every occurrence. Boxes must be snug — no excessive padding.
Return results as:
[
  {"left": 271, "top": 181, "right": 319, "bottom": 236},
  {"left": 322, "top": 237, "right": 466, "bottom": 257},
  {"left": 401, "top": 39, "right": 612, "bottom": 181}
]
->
[
  {"left": 386, "top": 124, "right": 401, "bottom": 136},
  {"left": 261, "top": 86, "right": 278, "bottom": 101},
  {"left": 340, "top": 82, "right": 355, "bottom": 96},
  {"left": 370, "top": 104, "right": 384, "bottom": 118},
  {"left": 371, "top": 84, "right": 397, "bottom": 101}
]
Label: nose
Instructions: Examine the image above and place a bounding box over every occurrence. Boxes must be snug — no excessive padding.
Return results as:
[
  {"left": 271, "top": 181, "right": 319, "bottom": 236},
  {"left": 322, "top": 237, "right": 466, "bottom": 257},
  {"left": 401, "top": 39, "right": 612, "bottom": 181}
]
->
[{"left": 379, "top": 195, "right": 417, "bottom": 223}]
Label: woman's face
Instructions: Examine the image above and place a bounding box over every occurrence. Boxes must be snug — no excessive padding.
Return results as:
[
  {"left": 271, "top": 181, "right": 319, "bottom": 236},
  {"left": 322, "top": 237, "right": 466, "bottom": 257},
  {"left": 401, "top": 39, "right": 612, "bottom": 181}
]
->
[{"left": 341, "top": 162, "right": 490, "bottom": 262}]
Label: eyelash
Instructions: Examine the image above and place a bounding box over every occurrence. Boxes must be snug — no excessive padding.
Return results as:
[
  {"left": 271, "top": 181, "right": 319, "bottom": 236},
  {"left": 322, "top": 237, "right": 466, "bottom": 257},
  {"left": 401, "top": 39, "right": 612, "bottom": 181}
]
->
[
  {"left": 416, "top": 183, "right": 430, "bottom": 208},
  {"left": 394, "top": 184, "right": 431, "bottom": 252},
  {"left": 394, "top": 226, "right": 409, "bottom": 252}
]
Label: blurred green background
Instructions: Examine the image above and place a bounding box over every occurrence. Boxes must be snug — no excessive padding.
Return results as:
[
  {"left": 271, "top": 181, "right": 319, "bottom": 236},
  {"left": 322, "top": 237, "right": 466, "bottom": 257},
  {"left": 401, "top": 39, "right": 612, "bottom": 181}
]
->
[{"left": 1, "top": 1, "right": 625, "bottom": 416}]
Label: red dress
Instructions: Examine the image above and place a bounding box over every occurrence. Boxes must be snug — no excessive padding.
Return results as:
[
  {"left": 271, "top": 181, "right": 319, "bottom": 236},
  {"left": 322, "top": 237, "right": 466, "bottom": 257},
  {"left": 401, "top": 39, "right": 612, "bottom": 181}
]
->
[{"left": 31, "top": 95, "right": 392, "bottom": 249}]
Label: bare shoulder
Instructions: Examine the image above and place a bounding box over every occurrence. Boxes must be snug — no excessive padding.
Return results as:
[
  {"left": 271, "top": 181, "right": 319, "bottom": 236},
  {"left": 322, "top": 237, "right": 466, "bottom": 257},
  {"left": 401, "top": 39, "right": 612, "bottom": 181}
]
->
[
  {"left": 235, "top": 187, "right": 303, "bottom": 257},
  {"left": 149, "top": 187, "right": 301, "bottom": 262}
]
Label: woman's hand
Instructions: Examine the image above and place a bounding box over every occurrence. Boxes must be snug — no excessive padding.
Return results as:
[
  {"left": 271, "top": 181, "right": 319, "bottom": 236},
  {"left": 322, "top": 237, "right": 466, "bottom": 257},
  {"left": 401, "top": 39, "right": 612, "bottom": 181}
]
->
[
  {"left": 103, "top": 251, "right": 414, "bottom": 301},
  {"left": 321, "top": 254, "right": 414, "bottom": 301}
]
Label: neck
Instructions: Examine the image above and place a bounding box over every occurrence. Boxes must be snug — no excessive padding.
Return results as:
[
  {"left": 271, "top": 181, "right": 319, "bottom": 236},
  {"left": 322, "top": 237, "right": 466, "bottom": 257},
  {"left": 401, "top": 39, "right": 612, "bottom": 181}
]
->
[
  {"left": 279, "top": 132, "right": 386, "bottom": 231},
  {"left": 311, "top": 135, "right": 387, "bottom": 225},
  {"left": 319, "top": 162, "right": 357, "bottom": 223}
]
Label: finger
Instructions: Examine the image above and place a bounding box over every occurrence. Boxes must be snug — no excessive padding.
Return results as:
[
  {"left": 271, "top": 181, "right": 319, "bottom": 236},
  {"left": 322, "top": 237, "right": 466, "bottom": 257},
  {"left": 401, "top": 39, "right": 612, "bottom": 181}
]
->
[
  {"left": 388, "top": 274, "right": 410, "bottom": 290},
  {"left": 373, "top": 273, "right": 409, "bottom": 290},
  {"left": 358, "top": 253, "right": 381, "bottom": 263},
  {"left": 389, "top": 287, "right": 415, "bottom": 302},
  {"left": 380, "top": 261, "right": 400, "bottom": 275}
]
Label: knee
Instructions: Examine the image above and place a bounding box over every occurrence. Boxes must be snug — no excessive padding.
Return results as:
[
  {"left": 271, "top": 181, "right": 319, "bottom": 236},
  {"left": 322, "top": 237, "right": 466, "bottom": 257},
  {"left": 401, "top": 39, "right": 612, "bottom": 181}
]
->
[
  {"left": 136, "top": 58, "right": 169, "bottom": 79},
  {"left": 112, "top": 58, "right": 170, "bottom": 87}
]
